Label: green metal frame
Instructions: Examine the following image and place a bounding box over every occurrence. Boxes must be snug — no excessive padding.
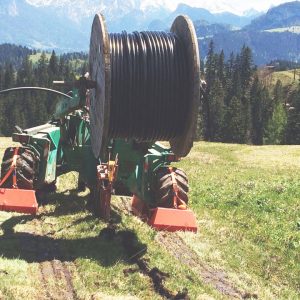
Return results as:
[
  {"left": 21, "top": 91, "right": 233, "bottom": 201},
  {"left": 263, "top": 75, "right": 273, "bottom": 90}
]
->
[
  {"left": 8, "top": 86, "right": 178, "bottom": 208},
  {"left": 112, "top": 140, "right": 177, "bottom": 206}
]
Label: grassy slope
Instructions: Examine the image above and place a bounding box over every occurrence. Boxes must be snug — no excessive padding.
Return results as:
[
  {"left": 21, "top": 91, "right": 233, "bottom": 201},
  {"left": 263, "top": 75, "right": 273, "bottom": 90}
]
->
[
  {"left": 29, "top": 52, "right": 86, "bottom": 71},
  {"left": 272, "top": 68, "right": 300, "bottom": 86},
  {"left": 29, "top": 53, "right": 52, "bottom": 64},
  {"left": 0, "top": 138, "right": 299, "bottom": 299},
  {"left": 177, "top": 143, "right": 300, "bottom": 299}
]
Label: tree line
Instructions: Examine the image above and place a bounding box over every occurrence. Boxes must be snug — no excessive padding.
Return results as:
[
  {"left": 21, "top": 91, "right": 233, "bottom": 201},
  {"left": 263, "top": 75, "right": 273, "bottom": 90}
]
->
[
  {"left": 199, "top": 41, "right": 300, "bottom": 145},
  {"left": 0, "top": 44, "right": 34, "bottom": 69},
  {"left": 0, "top": 50, "right": 87, "bottom": 136}
]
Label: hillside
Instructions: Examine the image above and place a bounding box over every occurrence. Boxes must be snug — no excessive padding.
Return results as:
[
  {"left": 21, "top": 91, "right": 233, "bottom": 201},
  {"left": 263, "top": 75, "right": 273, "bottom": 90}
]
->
[
  {"left": 271, "top": 68, "right": 300, "bottom": 86},
  {"left": 198, "top": 1, "right": 300, "bottom": 64},
  {"left": 245, "top": 1, "right": 300, "bottom": 30},
  {"left": 0, "top": 139, "right": 299, "bottom": 299},
  {"left": 0, "top": 0, "right": 258, "bottom": 52},
  {"left": 199, "top": 29, "right": 300, "bottom": 65},
  {"left": 169, "top": 4, "right": 258, "bottom": 27},
  {"left": 0, "top": 44, "right": 33, "bottom": 68},
  {"left": 0, "top": 1, "right": 299, "bottom": 64}
]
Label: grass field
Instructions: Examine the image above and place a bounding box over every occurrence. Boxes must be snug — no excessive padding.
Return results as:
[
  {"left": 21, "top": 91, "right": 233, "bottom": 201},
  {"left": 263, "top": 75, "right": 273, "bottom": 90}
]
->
[
  {"left": 271, "top": 68, "right": 300, "bottom": 86},
  {"left": 0, "top": 138, "right": 299, "bottom": 299},
  {"left": 29, "top": 52, "right": 86, "bottom": 72},
  {"left": 29, "top": 53, "right": 52, "bottom": 64}
]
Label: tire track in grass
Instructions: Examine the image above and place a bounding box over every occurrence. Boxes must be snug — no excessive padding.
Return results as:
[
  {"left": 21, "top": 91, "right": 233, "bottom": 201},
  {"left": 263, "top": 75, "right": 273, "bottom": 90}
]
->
[
  {"left": 101, "top": 224, "right": 190, "bottom": 300},
  {"left": 156, "top": 232, "right": 257, "bottom": 299},
  {"left": 116, "top": 197, "right": 257, "bottom": 299},
  {"left": 19, "top": 216, "right": 77, "bottom": 300}
]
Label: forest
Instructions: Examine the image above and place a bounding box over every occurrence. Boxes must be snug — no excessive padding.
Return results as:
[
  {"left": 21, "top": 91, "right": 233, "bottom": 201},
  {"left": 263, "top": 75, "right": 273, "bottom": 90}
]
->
[
  {"left": 0, "top": 48, "right": 87, "bottom": 136},
  {"left": 201, "top": 41, "right": 300, "bottom": 145},
  {"left": 0, "top": 43, "right": 299, "bottom": 144}
]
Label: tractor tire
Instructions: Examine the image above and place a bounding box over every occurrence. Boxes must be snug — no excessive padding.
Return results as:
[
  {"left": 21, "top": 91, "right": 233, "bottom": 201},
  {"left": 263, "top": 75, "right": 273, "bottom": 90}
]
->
[
  {"left": 155, "top": 167, "right": 189, "bottom": 208},
  {"left": 0, "top": 147, "right": 38, "bottom": 190}
]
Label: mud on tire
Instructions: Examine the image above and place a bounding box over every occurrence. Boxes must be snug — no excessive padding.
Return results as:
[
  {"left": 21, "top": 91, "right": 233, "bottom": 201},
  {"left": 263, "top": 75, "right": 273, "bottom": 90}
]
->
[
  {"left": 155, "top": 167, "right": 189, "bottom": 208},
  {"left": 0, "top": 147, "right": 38, "bottom": 190}
]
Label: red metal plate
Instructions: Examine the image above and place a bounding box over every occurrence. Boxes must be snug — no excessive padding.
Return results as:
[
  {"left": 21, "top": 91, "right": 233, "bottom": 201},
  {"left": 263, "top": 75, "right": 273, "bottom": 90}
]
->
[
  {"left": 0, "top": 188, "right": 38, "bottom": 215},
  {"left": 148, "top": 208, "right": 197, "bottom": 232}
]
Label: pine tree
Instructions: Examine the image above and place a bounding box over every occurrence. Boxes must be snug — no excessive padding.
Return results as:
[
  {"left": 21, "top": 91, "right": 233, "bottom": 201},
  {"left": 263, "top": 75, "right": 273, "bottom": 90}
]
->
[
  {"left": 286, "top": 89, "right": 300, "bottom": 144},
  {"left": 217, "top": 50, "right": 225, "bottom": 85},
  {"left": 16, "top": 55, "right": 34, "bottom": 86},
  {"left": 264, "top": 102, "right": 287, "bottom": 144},
  {"left": 59, "top": 55, "right": 66, "bottom": 75},
  {"left": 4, "top": 63, "right": 15, "bottom": 89},
  {"left": 261, "top": 87, "right": 273, "bottom": 133},
  {"left": 250, "top": 76, "right": 264, "bottom": 145},
  {"left": 223, "top": 96, "right": 244, "bottom": 143},
  {"left": 228, "top": 55, "right": 242, "bottom": 100},
  {"left": 209, "top": 79, "right": 225, "bottom": 141},
  {"left": 203, "top": 40, "right": 216, "bottom": 140},
  {"left": 37, "top": 51, "right": 49, "bottom": 85},
  {"left": 273, "top": 80, "right": 284, "bottom": 105},
  {"left": 205, "top": 40, "right": 216, "bottom": 85},
  {"left": 241, "top": 90, "right": 251, "bottom": 143},
  {"left": 240, "top": 45, "right": 253, "bottom": 90},
  {"left": 264, "top": 80, "right": 287, "bottom": 144},
  {"left": 35, "top": 52, "right": 50, "bottom": 123},
  {"left": 226, "top": 52, "right": 235, "bottom": 79},
  {"left": 48, "top": 50, "right": 59, "bottom": 81}
]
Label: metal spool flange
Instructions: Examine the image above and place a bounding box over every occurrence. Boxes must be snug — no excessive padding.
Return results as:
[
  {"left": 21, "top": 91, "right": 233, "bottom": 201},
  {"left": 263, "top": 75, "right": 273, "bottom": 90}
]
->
[
  {"left": 170, "top": 15, "right": 200, "bottom": 157},
  {"left": 89, "top": 14, "right": 111, "bottom": 158}
]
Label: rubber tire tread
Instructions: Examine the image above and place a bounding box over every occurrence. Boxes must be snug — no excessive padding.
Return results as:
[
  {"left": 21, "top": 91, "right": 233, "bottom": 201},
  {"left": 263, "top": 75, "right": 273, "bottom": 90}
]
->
[
  {"left": 155, "top": 167, "right": 189, "bottom": 208},
  {"left": 0, "top": 147, "right": 37, "bottom": 190}
]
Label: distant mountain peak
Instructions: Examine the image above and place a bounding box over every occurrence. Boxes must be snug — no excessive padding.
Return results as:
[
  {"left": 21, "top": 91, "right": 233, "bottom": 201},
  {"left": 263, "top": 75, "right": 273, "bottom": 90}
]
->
[
  {"left": 0, "top": 0, "right": 298, "bottom": 65},
  {"left": 242, "top": 8, "right": 260, "bottom": 17},
  {"left": 246, "top": 1, "right": 300, "bottom": 31}
]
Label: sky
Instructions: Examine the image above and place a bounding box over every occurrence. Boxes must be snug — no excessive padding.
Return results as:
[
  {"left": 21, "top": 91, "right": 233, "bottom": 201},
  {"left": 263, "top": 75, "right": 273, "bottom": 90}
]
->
[{"left": 160, "top": 0, "right": 295, "bottom": 15}]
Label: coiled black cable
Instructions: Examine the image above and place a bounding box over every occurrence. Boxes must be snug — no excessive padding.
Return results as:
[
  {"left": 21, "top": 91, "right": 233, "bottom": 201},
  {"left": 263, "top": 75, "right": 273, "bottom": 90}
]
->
[{"left": 109, "top": 31, "right": 190, "bottom": 141}]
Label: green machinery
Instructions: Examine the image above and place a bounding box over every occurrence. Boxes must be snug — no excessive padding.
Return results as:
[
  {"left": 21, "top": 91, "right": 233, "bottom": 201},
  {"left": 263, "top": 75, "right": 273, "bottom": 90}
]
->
[{"left": 0, "top": 14, "right": 200, "bottom": 231}]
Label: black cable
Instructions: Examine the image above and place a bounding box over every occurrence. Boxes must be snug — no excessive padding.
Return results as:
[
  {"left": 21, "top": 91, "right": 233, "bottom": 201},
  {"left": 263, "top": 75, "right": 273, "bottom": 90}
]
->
[
  {"left": 108, "top": 31, "right": 190, "bottom": 141},
  {"left": 0, "top": 87, "right": 73, "bottom": 99}
]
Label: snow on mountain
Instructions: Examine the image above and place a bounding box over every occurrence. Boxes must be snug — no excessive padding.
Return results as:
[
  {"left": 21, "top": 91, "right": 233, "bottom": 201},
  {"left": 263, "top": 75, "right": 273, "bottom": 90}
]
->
[
  {"left": 26, "top": 0, "right": 172, "bottom": 19},
  {"left": 2, "top": 0, "right": 294, "bottom": 63}
]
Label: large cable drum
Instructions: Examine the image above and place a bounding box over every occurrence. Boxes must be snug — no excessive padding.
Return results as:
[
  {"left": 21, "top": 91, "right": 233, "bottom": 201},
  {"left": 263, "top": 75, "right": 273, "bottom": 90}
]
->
[{"left": 89, "top": 14, "right": 200, "bottom": 159}]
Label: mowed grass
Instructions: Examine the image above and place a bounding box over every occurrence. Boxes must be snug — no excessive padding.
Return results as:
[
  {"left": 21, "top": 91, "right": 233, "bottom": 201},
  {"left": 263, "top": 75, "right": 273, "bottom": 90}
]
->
[
  {"left": 0, "top": 138, "right": 299, "bottom": 299},
  {"left": 178, "top": 142, "right": 300, "bottom": 299},
  {"left": 0, "top": 138, "right": 215, "bottom": 299},
  {"left": 272, "top": 68, "right": 300, "bottom": 86}
]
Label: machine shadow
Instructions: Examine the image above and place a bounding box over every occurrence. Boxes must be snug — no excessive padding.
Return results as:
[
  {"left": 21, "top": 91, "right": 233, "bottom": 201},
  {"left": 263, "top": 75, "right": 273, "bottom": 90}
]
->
[
  {"left": 0, "top": 195, "right": 145, "bottom": 267},
  {"left": 37, "top": 188, "right": 89, "bottom": 216},
  {"left": 37, "top": 188, "right": 122, "bottom": 223}
]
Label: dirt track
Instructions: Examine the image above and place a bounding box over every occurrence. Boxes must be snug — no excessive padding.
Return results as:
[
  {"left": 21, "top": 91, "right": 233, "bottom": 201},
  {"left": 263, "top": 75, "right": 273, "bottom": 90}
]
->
[
  {"left": 19, "top": 217, "right": 78, "bottom": 300},
  {"left": 156, "top": 232, "right": 254, "bottom": 299},
  {"left": 117, "top": 197, "right": 258, "bottom": 300}
]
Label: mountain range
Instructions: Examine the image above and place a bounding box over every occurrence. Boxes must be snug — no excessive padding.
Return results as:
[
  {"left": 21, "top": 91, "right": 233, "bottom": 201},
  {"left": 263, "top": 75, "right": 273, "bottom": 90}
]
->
[
  {"left": 201, "top": 1, "right": 300, "bottom": 64},
  {"left": 0, "top": 0, "right": 299, "bottom": 64}
]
